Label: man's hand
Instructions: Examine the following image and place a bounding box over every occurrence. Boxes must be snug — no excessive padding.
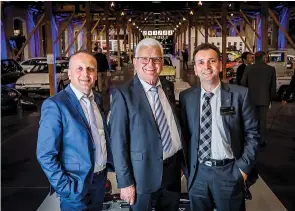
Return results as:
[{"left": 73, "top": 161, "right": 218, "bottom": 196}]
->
[
  {"left": 120, "top": 185, "right": 136, "bottom": 205},
  {"left": 239, "top": 169, "right": 248, "bottom": 182},
  {"left": 281, "top": 100, "right": 287, "bottom": 106}
]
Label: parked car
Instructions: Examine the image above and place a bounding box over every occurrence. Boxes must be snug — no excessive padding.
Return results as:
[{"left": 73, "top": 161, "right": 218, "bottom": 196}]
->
[
  {"left": 268, "top": 50, "right": 294, "bottom": 101},
  {"left": 19, "top": 57, "right": 47, "bottom": 72},
  {"left": 1, "top": 59, "right": 24, "bottom": 87},
  {"left": 1, "top": 85, "right": 37, "bottom": 115},
  {"left": 15, "top": 61, "right": 70, "bottom": 95},
  {"left": 159, "top": 56, "right": 176, "bottom": 82}
]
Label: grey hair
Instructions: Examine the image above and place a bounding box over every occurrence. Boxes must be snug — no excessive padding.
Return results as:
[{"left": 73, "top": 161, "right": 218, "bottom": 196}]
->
[{"left": 135, "top": 38, "right": 163, "bottom": 57}]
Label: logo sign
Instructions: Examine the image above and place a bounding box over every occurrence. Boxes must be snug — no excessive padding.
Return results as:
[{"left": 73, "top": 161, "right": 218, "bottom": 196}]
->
[
  {"left": 148, "top": 31, "right": 153, "bottom": 35},
  {"left": 153, "top": 31, "right": 157, "bottom": 35},
  {"left": 142, "top": 31, "right": 147, "bottom": 35},
  {"left": 163, "top": 30, "right": 168, "bottom": 35},
  {"left": 168, "top": 30, "right": 173, "bottom": 35}
]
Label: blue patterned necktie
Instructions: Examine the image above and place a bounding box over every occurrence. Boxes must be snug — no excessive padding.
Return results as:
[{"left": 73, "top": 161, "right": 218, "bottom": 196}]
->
[
  {"left": 199, "top": 92, "right": 214, "bottom": 163},
  {"left": 150, "top": 86, "right": 172, "bottom": 152},
  {"left": 83, "top": 95, "right": 105, "bottom": 165}
]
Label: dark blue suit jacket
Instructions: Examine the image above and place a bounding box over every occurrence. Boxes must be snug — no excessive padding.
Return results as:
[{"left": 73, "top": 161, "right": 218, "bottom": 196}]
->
[
  {"left": 109, "top": 75, "right": 187, "bottom": 194},
  {"left": 179, "top": 82, "right": 259, "bottom": 191},
  {"left": 36, "top": 85, "right": 113, "bottom": 201}
]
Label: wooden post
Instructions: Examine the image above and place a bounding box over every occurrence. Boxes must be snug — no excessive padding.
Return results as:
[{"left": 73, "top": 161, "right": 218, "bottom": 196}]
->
[
  {"left": 123, "top": 22, "right": 127, "bottom": 52},
  {"left": 227, "top": 16, "right": 252, "bottom": 52},
  {"left": 240, "top": 10, "right": 261, "bottom": 39},
  {"left": 86, "top": 2, "right": 92, "bottom": 52},
  {"left": 195, "top": 15, "right": 198, "bottom": 48},
  {"left": 105, "top": 2, "right": 110, "bottom": 67},
  {"left": 14, "top": 13, "right": 45, "bottom": 60},
  {"left": 54, "top": 11, "right": 75, "bottom": 44},
  {"left": 63, "top": 20, "right": 86, "bottom": 56},
  {"left": 269, "top": 8, "right": 295, "bottom": 50},
  {"left": 117, "top": 12, "right": 121, "bottom": 69},
  {"left": 261, "top": 2, "right": 268, "bottom": 53},
  {"left": 79, "top": 18, "right": 100, "bottom": 51},
  {"left": 222, "top": 3, "right": 227, "bottom": 80},
  {"left": 204, "top": 8, "right": 209, "bottom": 43},
  {"left": 44, "top": 2, "right": 56, "bottom": 96},
  {"left": 188, "top": 19, "right": 191, "bottom": 62},
  {"left": 128, "top": 23, "right": 132, "bottom": 63}
]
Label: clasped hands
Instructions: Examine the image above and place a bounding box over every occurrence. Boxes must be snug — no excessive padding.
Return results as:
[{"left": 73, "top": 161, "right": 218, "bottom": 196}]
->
[{"left": 120, "top": 185, "right": 136, "bottom": 205}]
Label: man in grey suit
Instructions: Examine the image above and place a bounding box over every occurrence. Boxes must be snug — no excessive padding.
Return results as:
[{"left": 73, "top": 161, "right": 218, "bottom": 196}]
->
[
  {"left": 180, "top": 43, "right": 259, "bottom": 211},
  {"left": 241, "top": 51, "right": 276, "bottom": 146},
  {"left": 109, "top": 38, "right": 187, "bottom": 211}
]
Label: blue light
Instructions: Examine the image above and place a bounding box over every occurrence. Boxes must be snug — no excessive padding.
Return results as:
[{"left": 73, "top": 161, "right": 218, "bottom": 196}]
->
[
  {"left": 278, "top": 7, "right": 288, "bottom": 49},
  {"left": 256, "top": 14, "right": 262, "bottom": 51},
  {"left": 1, "top": 20, "right": 8, "bottom": 59}
]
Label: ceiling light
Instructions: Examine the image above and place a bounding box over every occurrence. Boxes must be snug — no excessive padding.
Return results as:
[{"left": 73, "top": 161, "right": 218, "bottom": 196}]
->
[
  {"left": 168, "top": 18, "right": 170, "bottom": 20},
  {"left": 176, "top": 25, "right": 178, "bottom": 28},
  {"left": 174, "top": 28, "right": 176, "bottom": 30},
  {"left": 110, "top": 2, "right": 114, "bottom": 7},
  {"left": 136, "top": 26, "right": 138, "bottom": 29},
  {"left": 231, "top": 13, "right": 233, "bottom": 16},
  {"left": 229, "top": 3, "right": 232, "bottom": 7},
  {"left": 129, "top": 18, "right": 132, "bottom": 22},
  {"left": 179, "top": 22, "right": 182, "bottom": 25},
  {"left": 190, "top": 11, "right": 194, "bottom": 15},
  {"left": 133, "top": 22, "right": 135, "bottom": 26},
  {"left": 183, "top": 17, "right": 186, "bottom": 21},
  {"left": 144, "top": 18, "right": 147, "bottom": 21},
  {"left": 198, "top": 1, "right": 202, "bottom": 6},
  {"left": 121, "top": 12, "right": 124, "bottom": 16}
]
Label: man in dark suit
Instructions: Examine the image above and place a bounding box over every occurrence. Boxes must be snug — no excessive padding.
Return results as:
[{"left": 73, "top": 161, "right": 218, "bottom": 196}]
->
[
  {"left": 94, "top": 47, "right": 109, "bottom": 92},
  {"left": 109, "top": 38, "right": 187, "bottom": 211},
  {"left": 236, "top": 52, "right": 253, "bottom": 85},
  {"left": 179, "top": 43, "right": 259, "bottom": 211},
  {"left": 37, "top": 51, "right": 113, "bottom": 211},
  {"left": 241, "top": 51, "right": 276, "bottom": 146}
]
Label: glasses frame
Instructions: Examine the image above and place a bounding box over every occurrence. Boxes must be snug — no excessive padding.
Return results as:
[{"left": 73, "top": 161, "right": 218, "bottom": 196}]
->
[{"left": 135, "top": 57, "right": 163, "bottom": 64}]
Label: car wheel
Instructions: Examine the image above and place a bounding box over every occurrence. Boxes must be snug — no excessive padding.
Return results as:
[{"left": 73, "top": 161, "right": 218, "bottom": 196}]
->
[{"left": 58, "top": 82, "right": 65, "bottom": 92}]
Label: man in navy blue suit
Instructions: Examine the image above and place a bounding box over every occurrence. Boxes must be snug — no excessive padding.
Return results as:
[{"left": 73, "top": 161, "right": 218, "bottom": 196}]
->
[
  {"left": 37, "top": 51, "right": 112, "bottom": 211},
  {"left": 109, "top": 38, "right": 187, "bottom": 211},
  {"left": 179, "top": 43, "right": 259, "bottom": 211}
]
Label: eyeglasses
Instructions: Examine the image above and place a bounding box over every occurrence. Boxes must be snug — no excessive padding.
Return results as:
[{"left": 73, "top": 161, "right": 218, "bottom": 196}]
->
[{"left": 136, "top": 57, "right": 163, "bottom": 64}]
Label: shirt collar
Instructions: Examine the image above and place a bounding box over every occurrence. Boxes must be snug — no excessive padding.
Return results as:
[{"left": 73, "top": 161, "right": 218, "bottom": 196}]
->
[
  {"left": 70, "top": 83, "right": 94, "bottom": 101},
  {"left": 138, "top": 77, "right": 162, "bottom": 93},
  {"left": 200, "top": 81, "right": 221, "bottom": 99}
]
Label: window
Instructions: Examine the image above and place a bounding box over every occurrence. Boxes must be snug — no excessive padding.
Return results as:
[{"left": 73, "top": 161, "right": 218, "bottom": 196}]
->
[{"left": 22, "top": 60, "right": 31, "bottom": 65}]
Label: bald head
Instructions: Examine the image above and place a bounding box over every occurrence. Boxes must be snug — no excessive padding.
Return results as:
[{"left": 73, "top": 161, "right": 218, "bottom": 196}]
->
[{"left": 69, "top": 51, "right": 97, "bottom": 69}]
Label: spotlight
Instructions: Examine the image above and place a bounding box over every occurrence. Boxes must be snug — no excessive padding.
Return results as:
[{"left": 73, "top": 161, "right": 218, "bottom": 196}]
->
[
  {"left": 198, "top": 1, "right": 202, "bottom": 6},
  {"left": 190, "top": 11, "right": 194, "bottom": 15},
  {"left": 121, "top": 12, "right": 124, "bottom": 16},
  {"left": 133, "top": 22, "right": 135, "bottom": 26},
  {"left": 110, "top": 2, "right": 114, "bottom": 7},
  {"left": 183, "top": 17, "right": 186, "bottom": 21},
  {"left": 128, "top": 18, "right": 131, "bottom": 22},
  {"left": 230, "top": 13, "right": 233, "bottom": 16}
]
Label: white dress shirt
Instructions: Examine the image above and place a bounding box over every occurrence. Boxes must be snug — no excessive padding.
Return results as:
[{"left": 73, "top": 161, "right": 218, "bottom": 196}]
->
[
  {"left": 200, "top": 82, "right": 234, "bottom": 160},
  {"left": 139, "top": 78, "right": 182, "bottom": 160},
  {"left": 70, "top": 84, "right": 107, "bottom": 172}
]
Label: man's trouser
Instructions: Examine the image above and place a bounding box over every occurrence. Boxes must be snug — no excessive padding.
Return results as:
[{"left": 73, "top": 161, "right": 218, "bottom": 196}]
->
[{"left": 97, "top": 72, "right": 109, "bottom": 92}]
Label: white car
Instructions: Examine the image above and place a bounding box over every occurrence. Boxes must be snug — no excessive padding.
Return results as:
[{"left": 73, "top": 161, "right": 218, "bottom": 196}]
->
[
  {"left": 15, "top": 61, "right": 70, "bottom": 94},
  {"left": 19, "top": 57, "right": 47, "bottom": 72}
]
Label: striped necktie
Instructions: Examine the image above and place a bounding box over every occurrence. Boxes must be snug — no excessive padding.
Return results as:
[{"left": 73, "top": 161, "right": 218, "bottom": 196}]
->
[
  {"left": 150, "top": 86, "right": 172, "bottom": 152},
  {"left": 198, "top": 92, "right": 214, "bottom": 163},
  {"left": 82, "top": 95, "right": 105, "bottom": 165}
]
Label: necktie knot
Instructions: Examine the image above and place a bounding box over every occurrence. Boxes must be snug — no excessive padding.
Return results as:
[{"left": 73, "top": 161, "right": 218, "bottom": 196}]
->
[
  {"left": 203, "top": 92, "right": 214, "bottom": 102},
  {"left": 150, "top": 86, "right": 158, "bottom": 93}
]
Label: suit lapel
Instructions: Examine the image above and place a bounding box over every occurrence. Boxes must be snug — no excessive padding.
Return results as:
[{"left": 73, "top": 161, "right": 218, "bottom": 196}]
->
[
  {"left": 64, "top": 85, "right": 92, "bottom": 135},
  {"left": 133, "top": 75, "right": 158, "bottom": 130},
  {"left": 220, "top": 83, "right": 232, "bottom": 142},
  {"left": 193, "top": 86, "right": 201, "bottom": 144}
]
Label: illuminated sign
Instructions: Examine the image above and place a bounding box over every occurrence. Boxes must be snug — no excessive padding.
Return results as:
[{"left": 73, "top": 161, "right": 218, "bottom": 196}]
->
[{"left": 142, "top": 30, "right": 174, "bottom": 40}]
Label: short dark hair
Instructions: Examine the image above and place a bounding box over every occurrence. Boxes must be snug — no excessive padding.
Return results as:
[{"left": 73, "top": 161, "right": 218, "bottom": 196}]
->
[
  {"left": 193, "top": 43, "right": 221, "bottom": 61},
  {"left": 241, "top": 52, "right": 251, "bottom": 60},
  {"left": 255, "top": 51, "right": 266, "bottom": 62}
]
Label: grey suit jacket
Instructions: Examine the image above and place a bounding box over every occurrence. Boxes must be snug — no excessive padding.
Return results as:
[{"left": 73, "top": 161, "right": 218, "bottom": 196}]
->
[
  {"left": 179, "top": 83, "right": 259, "bottom": 191},
  {"left": 241, "top": 62, "right": 276, "bottom": 106}
]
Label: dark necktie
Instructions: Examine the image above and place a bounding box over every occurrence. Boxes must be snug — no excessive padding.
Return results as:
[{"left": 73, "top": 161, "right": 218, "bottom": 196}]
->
[{"left": 198, "top": 92, "right": 214, "bottom": 162}]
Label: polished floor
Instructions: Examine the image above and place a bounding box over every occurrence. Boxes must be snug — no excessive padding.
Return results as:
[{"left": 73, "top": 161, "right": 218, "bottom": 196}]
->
[{"left": 1, "top": 65, "right": 295, "bottom": 211}]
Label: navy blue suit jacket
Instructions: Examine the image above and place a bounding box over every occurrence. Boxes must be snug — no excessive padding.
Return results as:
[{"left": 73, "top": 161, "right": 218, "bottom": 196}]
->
[
  {"left": 179, "top": 82, "right": 259, "bottom": 191},
  {"left": 109, "top": 75, "right": 187, "bottom": 194},
  {"left": 36, "top": 85, "right": 113, "bottom": 201}
]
